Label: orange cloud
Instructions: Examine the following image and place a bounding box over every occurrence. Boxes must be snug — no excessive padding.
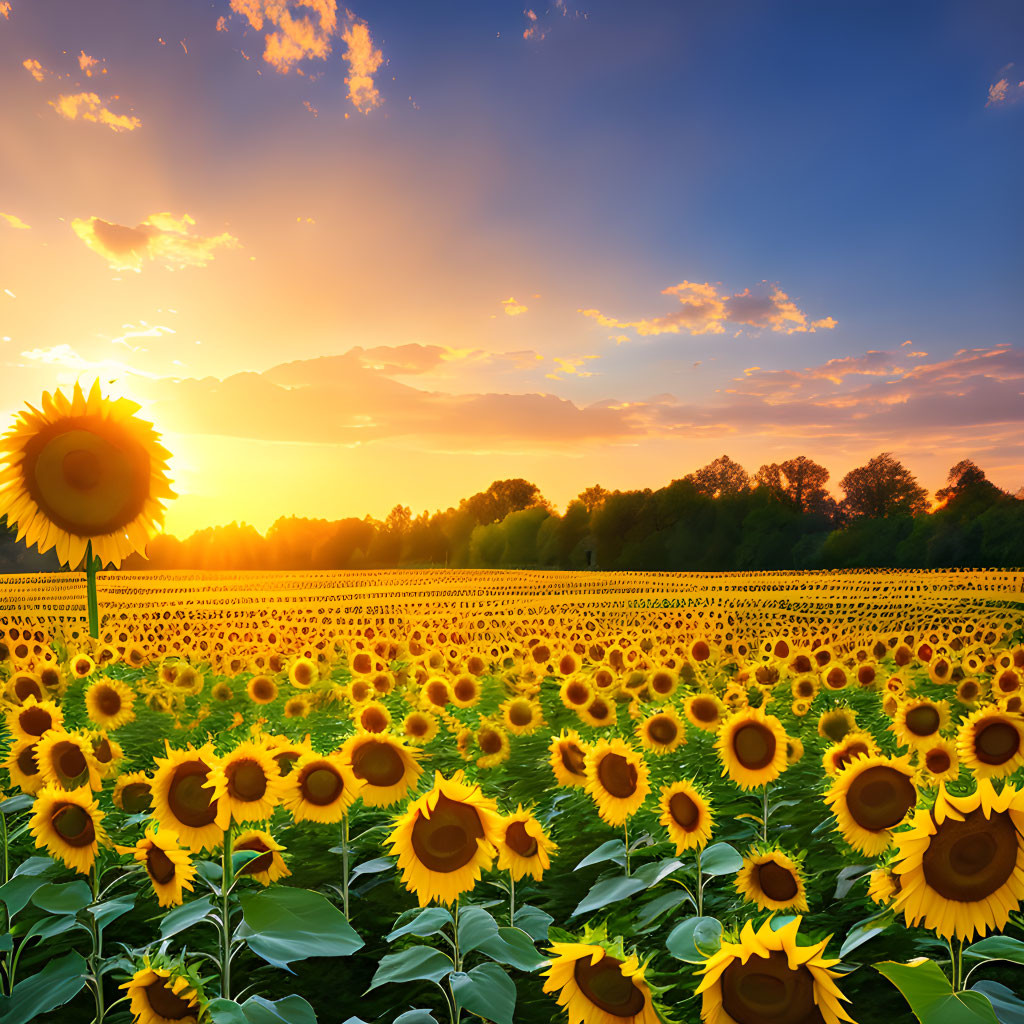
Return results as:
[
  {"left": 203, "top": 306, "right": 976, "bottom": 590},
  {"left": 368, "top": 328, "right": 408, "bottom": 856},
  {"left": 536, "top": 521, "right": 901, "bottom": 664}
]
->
[
  {"left": 581, "top": 280, "right": 836, "bottom": 337},
  {"left": 71, "top": 213, "right": 240, "bottom": 271},
  {"left": 22, "top": 58, "right": 45, "bottom": 82},
  {"left": 546, "top": 355, "right": 598, "bottom": 380},
  {"left": 77, "top": 51, "right": 107, "bottom": 77},
  {"left": 987, "top": 65, "right": 1023, "bottom": 106},
  {"left": 0, "top": 3, "right": 11, "bottom": 19},
  {"left": 229, "top": 0, "right": 338, "bottom": 73},
  {"left": 49, "top": 92, "right": 141, "bottom": 132},
  {"left": 501, "top": 296, "right": 528, "bottom": 316},
  {"left": 340, "top": 18, "right": 383, "bottom": 113},
  {"left": 0, "top": 212, "right": 30, "bottom": 230}
]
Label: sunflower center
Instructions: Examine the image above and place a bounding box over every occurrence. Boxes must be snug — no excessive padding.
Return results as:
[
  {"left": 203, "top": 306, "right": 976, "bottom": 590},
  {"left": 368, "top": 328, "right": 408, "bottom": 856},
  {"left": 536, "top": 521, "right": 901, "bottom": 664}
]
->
[
  {"left": 651, "top": 672, "right": 674, "bottom": 694},
  {"left": 792, "top": 655, "right": 812, "bottom": 673},
  {"left": 17, "top": 744, "right": 40, "bottom": 776},
  {"left": 572, "top": 953, "right": 646, "bottom": 1017},
  {"left": 922, "top": 807, "right": 1018, "bottom": 902},
  {"left": 691, "top": 698, "right": 718, "bottom": 723},
  {"left": 53, "top": 803, "right": 95, "bottom": 847},
  {"left": 925, "top": 749, "right": 951, "bottom": 774},
  {"left": 351, "top": 652, "right": 372, "bottom": 674},
  {"left": 479, "top": 730, "right": 504, "bottom": 755},
  {"left": 647, "top": 716, "right": 678, "bottom": 745},
  {"left": 588, "top": 698, "right": 611, "bottom": 721},
  {"left": 236, "top": 837, "right": 274, "bottom": 875},
  {"left": 120, "top": 782, "right": 152, "bottom": 813},
  {"left": 250, "top": 677, "right": 275, "bottom": 702},
  {"left": 14, "top": 677, "right": 43, "bottom": 702},
  {"left": 300, "top": 765, "right": 344, "bottom": 805},
  {"left": 559, "top": 741, "right": 587, "bottom": 776},
  {"left": 93, "top": 739, "right": 113, "bottom": 764},
  {"left": 905, "top": 706, "right": 940, "bottom": 736},
  {"left": 566, "top": 681, "right": 590, "bottom": 706},
  {"left": 54, "top": 741, "right": 89, "bottom": 787},
  {"left": 795, "top": 680, "right": 814, "bottom": 698},
  {"left": 597, "top": 753, "right": 638, "bottom": 798},
  {"left": 228, "top": 760, "right": 268, "bottom": 802},
  {"left": 19, "top": 706, "right": 51, "bottom": 737},
  {"left": 95, "top": 685, "right": 122, "bottom": 717},
  {"left": 147, "top": 846, "right": 178, "bottom": 885},
  {"left": 410, "top": 793, "right": 484, "bottom": 873},
  {"left": 509, "top": 702, "right": 534, "bottom": 727},
  {"left": 167, "top": 761, "right": 219, "bottom": 827},
  {"left": 669, "top": 790, "right": 700, "bottom": 830},
  {"left": 145, "top": 978, "right": 194, "bottom": 1021},
  {"left": 505, "top": 820, "right": 538, "bottom": 857},
  {"left": 352, "top": 741, "right": 406, "bottom": 787},
  {"left": 756, "top": 860, "right": 799, "bottom": 902},
  {"left": 835, "top": 741, "right": 869, "bottom": 770},
  {"left": 454, "top": 679, "right": 477, "bottom": 702},
  {"left": 821, "top": 714, "right": 852, "bottom": 743},
  {"left": 407, "top": 715, "right": 429, "bottom": 736},
  {"left": 721, "top": 953, "right": 821, "bottom": 1024},
  {"left": 845, "top": 766, "right": 916, "bottom": 831},
  {"left": 974, "top": 720, "right": 1020, "bottom": 765},
  {"left": 826, "top": 668, "right": 846, "bottom": 689},
  {"left": 293, "top": 662, "right": 314, "bottom": 686},
  {"left": 62, "top": 448, "right": 103, "bottom": 490},
  {"left": 361, "top": 706, "right": 389, "bottom": 733},
  {"left": 691, "top": 641, "right": 710, "bottom": 662},
  {"left": 733, "top": 723, "right": 776, "bottom": 770}
]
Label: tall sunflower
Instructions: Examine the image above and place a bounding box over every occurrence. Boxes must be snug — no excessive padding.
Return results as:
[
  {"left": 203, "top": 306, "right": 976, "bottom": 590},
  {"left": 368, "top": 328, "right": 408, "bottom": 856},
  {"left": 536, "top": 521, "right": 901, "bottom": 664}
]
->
[
  {"left": 956, "top": 707, "right": 1024, "bottom": 779},
  {"left": 4, "top": 739, "right": 45, "bottom": 794},
  {"left": 34, "top": 729, "right": 103, "bottom": 791},
  {"left": 659, "top": 780, "right": 713, "bottom": 853},
  {"left": 116, "top": 826, "right": 195, "bottom": 907},
  {"left": 890, "top": 697, "right": 950, "bottom": 750},
  {"left": 549, "top": 729, "right": 591, "bottom": 788},
  {"left": 340, "top": 733, "right": 422, "bottom": 806},
  {"left": 84, "top": 677, "right": 136, "bottom": 730},
  {"left": 497, "top": 806, "right": 557, "bottom": 882},
  {"left": 891, "top": 777, "right": 1024, "bottom": 942},
  {"left": 735, "top": 846, "right": 809, "bottom": 912},
  {"left": 233, "top": 828, "right": 291, "bottom": 886},
  {"left": 543, "top": 936, "right": 661, "bottom": 1024},
  {"left": 120, "top": 961, "right": 200, "bottom": 1024},
  {"left": 204, "top": 739, "right": 286, "bottom": 825},
  {"left": 636, "top": 707, "right": 686, "bottom": 754},
  {"left": 696, "top": 917, "right": 854, "bottom": 1024},
  {"left": 385, "top": 770, "right": 503, "bottom": 906},
  {"left": 6, "top": 696, "right": 62, "bottom": 742},
  {"left": 113, "top": 770, "right": 153, "bottom": 813},
  {"left": 29, "top": 785, "right": 106, "bottom": 874},
  {"left": 584, "top": 738, "right": 651, "bottom": 826},
  {"left": 282, "top": 751, "right": 360, "bottom": 823},
  {"left": 0, "top": 380, "right": 173, "bottom": 567},
  {"left": 715, "top": 707, "right": 788, "bottom": 790},
  {"left": 149, "top": 742, "right": 228, "bottom": 852}
]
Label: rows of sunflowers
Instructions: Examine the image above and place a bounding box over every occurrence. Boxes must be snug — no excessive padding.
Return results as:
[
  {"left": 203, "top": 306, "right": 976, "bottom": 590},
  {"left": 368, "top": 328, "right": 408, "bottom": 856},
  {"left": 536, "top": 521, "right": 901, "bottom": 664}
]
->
[{"left": 1, "top": 613, "right": 1023, "bottom": 1024}]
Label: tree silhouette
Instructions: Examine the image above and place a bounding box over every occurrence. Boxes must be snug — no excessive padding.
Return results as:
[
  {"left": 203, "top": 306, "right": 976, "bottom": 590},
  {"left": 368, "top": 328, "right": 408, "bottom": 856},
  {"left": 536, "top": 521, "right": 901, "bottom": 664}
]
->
[
  {"left": 755, "top": 456, "right": 835, "bottom": 516},
  {"left": 688, "top": 455, "right": 750, "bottom": 498},
  {"left": 463, "top": 479, "right": 548, "bottom": 525},
  {"left": 839, "top": 453, "right": 928, "bottom": 519}
]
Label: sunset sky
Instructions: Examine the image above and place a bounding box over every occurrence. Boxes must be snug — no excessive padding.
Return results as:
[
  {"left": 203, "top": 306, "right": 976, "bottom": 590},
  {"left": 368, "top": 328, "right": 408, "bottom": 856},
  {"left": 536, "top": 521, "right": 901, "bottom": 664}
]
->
[{"left": 1, "top": 0, "right": 1022, "bottom": 538}]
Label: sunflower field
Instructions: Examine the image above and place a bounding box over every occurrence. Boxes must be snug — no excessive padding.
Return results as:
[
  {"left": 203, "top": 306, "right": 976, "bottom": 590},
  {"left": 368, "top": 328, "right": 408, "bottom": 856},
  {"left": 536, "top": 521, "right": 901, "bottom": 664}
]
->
[{"left": 1, "top": 566, "right": 1023, "bottom": 1024}]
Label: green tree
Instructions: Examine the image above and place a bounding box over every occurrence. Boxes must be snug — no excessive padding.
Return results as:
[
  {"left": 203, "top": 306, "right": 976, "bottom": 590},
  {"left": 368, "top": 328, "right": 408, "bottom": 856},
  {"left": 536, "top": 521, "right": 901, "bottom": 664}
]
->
[{"left": 839, "top": 453, "right": 928, "bottom": 519}]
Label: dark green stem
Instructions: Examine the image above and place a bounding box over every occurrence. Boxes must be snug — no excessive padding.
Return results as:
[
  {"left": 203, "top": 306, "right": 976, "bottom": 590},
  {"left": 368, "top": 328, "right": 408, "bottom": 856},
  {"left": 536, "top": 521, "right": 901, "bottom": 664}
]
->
[
  {"left": 221, "top": 828, "right": 234, "bottom": 1000},
  {"left": 341, "top": 816, "right": 350, "bottom": 918},
  {"left": 89, "top": 864, "right": 105, "bottom": 1024},
  {"left": 85, "top": 540, "right": 100, "bottom": 640},
  {"left": 696, "top": 847, "right": 703, "bottom": 917}
]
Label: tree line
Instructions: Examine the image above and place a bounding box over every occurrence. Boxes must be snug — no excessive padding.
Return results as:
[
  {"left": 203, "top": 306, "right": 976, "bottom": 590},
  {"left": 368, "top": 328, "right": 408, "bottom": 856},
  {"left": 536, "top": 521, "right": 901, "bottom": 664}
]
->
[{"left": 2, "top": 453, "right": 1022, "bottom": 573}]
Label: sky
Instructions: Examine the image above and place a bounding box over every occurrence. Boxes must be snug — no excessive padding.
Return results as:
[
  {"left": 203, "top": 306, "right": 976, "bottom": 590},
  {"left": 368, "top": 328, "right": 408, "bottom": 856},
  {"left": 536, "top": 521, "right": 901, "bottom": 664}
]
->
[{"left": 1, "top": 0, "right": 1022, "bottom": 538}]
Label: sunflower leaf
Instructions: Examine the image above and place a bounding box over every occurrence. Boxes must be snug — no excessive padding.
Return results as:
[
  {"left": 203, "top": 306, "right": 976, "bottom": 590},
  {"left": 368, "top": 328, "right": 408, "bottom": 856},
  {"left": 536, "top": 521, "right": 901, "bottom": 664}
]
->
[
  {"left": 0, "top": 794, "right": 33, "bottom": 815},
  {"left": 963, "top": 936, "right": 1024, "bottom": 966},
  {"left": 366, "top": 946, "right": 455, "bottom": 991},
  {"left": 386, "top": 905, "right": 454, "bottom": 942},
  {"left": 392, "top": 1012, "right": 438, "bottom": 1024},
  {"left": 572, "top": 874, "right": 648, "bottom": 916},
  {"left": 451, "top": 963, "right": 517, "bottom": 1024},
  {"left": 696, "top": 843, "right": 743, "bottom": 877},
  {"left": 30, "top": 880, "right": 92, "bottom": 915},
  {"left": 574, "top": 839, "right": 627, "bottom": 870},
  {"left": 86, "top": 893, "right": 137, "bottom": 928},
  {"left": 0, "top": 950, "right": 87, "bottom": 1024},
  {"left": 0, "top": 857, "right": 56, "bottom": 917},
  {"left": 970, "top": 982, "right": 1024, "bottom": 1024},
  {"left": 875, "top": 958, "right": 1000, "bottom": 1024},
  {"left": 457, "top": 905, "right": 500, "bottom": 953},
  {"left": 839, "top": 910, "right": 894, "bottom": 958},
  {"left": 240, "top": 994, "right": 318, "bottom": 1024},
  {"left": 160, "top": 895, "right": 215, "bottom": 940},
  {"left": 514, "top": 904, "right": 554, "bottom": 941},
  {"left": 474, "top": 927, "right": 548, "bottom": 971},
  {"left": 666, "top": 916, "right": 723, "bottom": 963}
]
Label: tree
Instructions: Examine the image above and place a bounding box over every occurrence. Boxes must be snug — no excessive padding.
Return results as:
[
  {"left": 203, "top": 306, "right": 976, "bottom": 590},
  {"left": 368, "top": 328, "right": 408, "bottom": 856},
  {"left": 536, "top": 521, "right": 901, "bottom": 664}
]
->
[
  {"left": 839, "top": 453, "right": 928, "bottom": 519},
  {"left": 688, "top": 455, "right": 750, "bottom": 498},
  {"left": 463, "top": 479, "right": 548, "bottom": 525},
  {"left": 934, "top": 460, "right": 993, "bottom": 505},
  {"left": 577, "top": 485, "right": 610, "bottom": 513},
  {"left": 755, "top": 456, "right": 835, "bottom": 516}
]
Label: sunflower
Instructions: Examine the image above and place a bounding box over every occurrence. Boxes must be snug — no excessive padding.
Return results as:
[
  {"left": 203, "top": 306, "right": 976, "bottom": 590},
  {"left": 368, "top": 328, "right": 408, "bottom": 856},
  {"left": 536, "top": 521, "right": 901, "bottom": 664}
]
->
[
  {"left": 785, "top": 736, "right": 804, "bottom": 764},
  {"left": 578, "top": 694, "right": 616, "bottom": 729},
  {"left": 4, "top": 739, "right": 44, "bottom": 794},
  {"left": 121, "top": 963, "right": 200, "bottom": 1024},
  {"left": 403, "top": 710, "right": 439, "bottom": 745},
  {"left": 29, "top": 785, "right": 105, "bottom": 874},
  {"left": 636, "top": 708, "right": 686, "bottom": 754},
  {"left": 6, "top": 696, "right": 62, "bottom": 742},
  {"left": 7, "top": 671, "right": 45, "bottom": 704},
  {"left": 233, "top": 828, "right": 291, "bottom": 886},
  {"left": 70, "top": 652, "right": 96, "bottom": 678},
  {"left": 90, "top": 731, "right": 124, "bottom": 778},
  {"left": 917, "top": 737, "right": 959, "bottom": 785},
  {"left": 34, "top": 729, "right": 103, "bottom": 791},
  {"left": 817, "top": 708, "right": 856, "bottom": 743},
  {"left": 684, "top": 694, "right": 724, "bottom": 732},
  {"left": 543, "top": 939, "right": 660, "bottom": 1024},
  {"left": 246, "top": 674, "right": 278, "bottom": 705},
  {"left": 497, "top": 807, "right": 557, "bottom": 881},
  {"left": 117, "top": 826, "right": 195, "bottom": 907},
  {"left": 0, "top": 380, "right": 173, "bottom": 567},
  {"left": 559, "top": 676, "right": 593, "bottom": 711},
  {"left": 341, "top": 733, "right": 422, "bottom": 806},
  {"left": 84, "top": 677, "right": 136, "bottom": 730},
  {"left": 585, "top": 738, "right": 650, "bottom": 826},
  {"left": 956, "top": 707, "right": 1024, "bottom": 779},
  {"left": 385, "top": 770, "right": 503, "bottom": 906},
  {"left": 825, "top": 752, "right": 918, "bottom": 856},
  {"left": 890, "top": 697, "right": 950, "bottom": 750},
  {"left": 790, "top": 675, "right": 818, "bottom": 701},
  {"left": 355, "top": 700, "right": 391, "bottom": 734},
  {"left": 549, "top": 729, "right": 591, "bottom": 788},
  {"left": 282, "top": 751, "right": 360, "bottom": 823},
  {"left": 205, "top": 740, "right": 285, "bottom": 825},
  {"left": 716, "top": 707, "right": 788, "bottom": 791},
  {"left": 696, "top": 917, "right": 854, "bottom": 1024},
  {"left": 735, "top": 847, "right": 808, "bottom": 912},
  {"left": 475, "top": 721, "right": 511, "bottom": 769},
  {"left": 149, "top": 742, "right": 228, "bottom": 852},
  {"left": 266, "top": 735, "right": 310, "bottom": 777},
  {"left": 867, "top": 867, "right": 900, "bottom": 907},
  {"left": 346, "top": 676, "right": 374, "bottom": 704},
  {"left": 820, "top": 665, "right": 850, "bottom": 691},
  {"left": 955, "top": 677, "right": 984, "bottom": 706},
  {"left": 501, "top": 696, "right": 544, "bottom": 735},
  {"left": 821, "top": 731, "right": 879, "bottom": 777},
  {"left": 451, "top": 673, "right": 483, "bottom": 708},
  {"left": 647, "top": 668, "right": 679, "bottom": 701},
  {"left": 283, "top": 694, "right": 311, "bottom": 719},
  {"left": 892, "top": 777, "right": 1024, "bottom": 941},
  {"left": 421, "top": 675, "right": 452, "bottom": 711},
  {"left": 659, "top": 780, "right": 713, "bottom": 853},
  {"left": 286, "top": 657, "right": 317, "bottom": 689},
  {"left": 113, "top": 770, "right": 154, "bottom": 813}
]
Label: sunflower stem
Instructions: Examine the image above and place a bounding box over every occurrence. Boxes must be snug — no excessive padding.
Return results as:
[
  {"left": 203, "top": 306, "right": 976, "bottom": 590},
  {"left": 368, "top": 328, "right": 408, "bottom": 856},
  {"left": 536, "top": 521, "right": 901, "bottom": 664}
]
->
[
  {"left": 221, "top": 827, "right": 235, "bottom": 1000},
  {"left": 449, "top": 900, "right": 462, "bottom": 1024},
  {"left": 761, "top": 785, "right": 769, "bottom": 843},
  {"left": 341, "top": 816, "right": 350, "bottom": 919},
  {"left": 85, "top": 540, "right": 100, "bottom": 640},
  {"left": 696, "top": 847, "right": 703, "bottom": 917},
  {"left": 88, "top": 862, "right": 105, "bottom": 1024},
  {"left": 508, "top": 870, "right": 515, "bottom": 929},
  {"left": 624, "top": 822, "right": 631, "bottom": 876}
]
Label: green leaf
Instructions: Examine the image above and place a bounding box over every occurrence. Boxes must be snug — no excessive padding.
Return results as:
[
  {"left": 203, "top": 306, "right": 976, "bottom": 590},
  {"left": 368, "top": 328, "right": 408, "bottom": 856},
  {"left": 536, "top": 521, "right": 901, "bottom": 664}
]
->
[
  {"left": 666, "top": 916, "right": 723, "bottom": 963},
  {"left": 0, "top": 950, "right": 87, "bottom": 1024},
  {"left": 387, "top": 906, "right": 454, "bottom": 943},
  {"left": 238, "top": 886, "right": 364, "bottom": 971},
  {"left": 348, "top": 856, "right": 394, "bottom": 880},
  {"left": 458, "top": 906, "right": 500, "bottom": 953},
  {"left": 451, "top": 963, "right": 517, "bottom": 1024},
  {"left": 367, "top": 946, "right": 455, "bottom": 991},
  {"left": 572, "top": 874, "right": 647, "bottom": 916},
  {"left": 575, "top": 840, "right": 626, "bottom": 870},
  {"left": 160, "top": 895, "right": 215, "bottom": 939},
  {"left": 972, "top": 981, "right": 1024, "bottom": 1024},
  {"left": 23, "top": 913, "right": 81, "bottom": 943},
  {"left": 839, "top": 910, "right": 893, "bottom": 958},
  {"left": 699, "top": 843, "right": 743, "bottom": 876},
  {"left": 239, "top": 995, "right": 318, "bottom": 1024},
  {"left": 632, "top": 857, "right": 684, "bottom": 887},
  {"left": 634, "top": 890, "right": 693, "bottom": 929},
  {"left": 393, "top": 1013, "right": 439, "bottom": 1024},
  {"left": 0, "top": 858, "right": 56, "bottom": 917},
  {"left": 514, "top": 904, "right": 553, "bottom": 941},
  {"left": 231, "top": 849, "right": 263, "bottom": 873},
  {"left": 31, "top": 880, "right": 92, "bottom": 915},
  {"left": 833, "top": 864, "right": 871, "bottom": 899},
  {"left": 88, "top": 893, "right": 136, "bottom": 928},
  {"left": 875, "top": 959, "right": 1000, "bottom": 1024},
  {"left": 964, "top": 936, "right": 1024, "bottom": 966},
  {"left": 474, "top": 927, "right": 547, "bottom": 972},
  {"left": 206, "top": 1000, "right": 250, "bottom": 1024},
  {"left": 0, "top": 794, "right": 33, "bottom": 815}
]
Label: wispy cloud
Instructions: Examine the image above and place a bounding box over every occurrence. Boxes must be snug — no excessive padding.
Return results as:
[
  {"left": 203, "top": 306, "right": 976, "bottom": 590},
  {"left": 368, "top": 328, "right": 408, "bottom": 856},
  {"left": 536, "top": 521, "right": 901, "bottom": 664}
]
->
[
  {"left": 0, "top": 212, "right": 30, "bottom": 230},
  {"left": 0, "top": 3, "right": 11, "bottom": 20},
  {"left": 71, "top": 213, "right": 240, "bottom": 271},
  {"left": 227, "top": 0, "right": 337, "bottom": 73},
  {"left": 986, "top": 65, "right": 1023, "bottom": 106},
  {"left": 580, "top": 279, "right": 836, "bottom": 337},
  {"left": 501, "top": 296, "right": 528, "bottom": 316},
  {"left": 49, "top": 92, "right": 141, "bottom": 132},
  {"left": 77, "top": 51, "right": 107, "bottom": 77},
  {"left": 22, "top": 57, "right": 45, "bottom": 81},
  {"left": 341, "top": 17, "right": 383, "bottom": 113}
]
